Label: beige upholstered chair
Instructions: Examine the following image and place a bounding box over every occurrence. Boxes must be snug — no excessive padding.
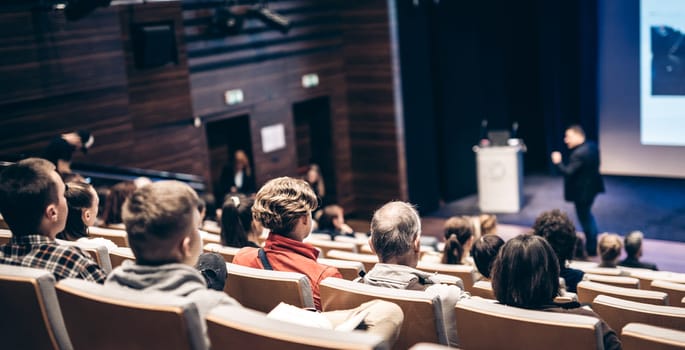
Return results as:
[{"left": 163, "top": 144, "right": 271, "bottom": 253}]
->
[
  {"left": 108, "top": 247, "right": 135, "bottom": 269},
  {"left": 88, "top": 226, "right": 128, "bottom": 247},
  {"left": 333, "top": 235, "right": 371, "bottom": 251},
  {"left": 318, "top": 258, "right": 365, "bottom": 280},
  {"left": 0, "top": 228, "right": 11, "bottom": 245},
  {"left": 325, "top": 250, "right": 379, "bottom": 272},
  {"left": 408, "top": 343, "right": 452, "bottom": 350},
  {"left": 455, "top": 297, "right": 603, "bottom": 350},
  {"left": 0, "top": 265, "right": 73, "bottom": 350},
  {"left": 592, "top": 295, "right": 685, "bottom": 334},
  {"left": 199, "top": 230, "right": 221, "bottom": 245},
  {"left": 416, "top": 261, "right": 476, "bottom": 293},
  {"left": 651, "top": 280, "right": 685, "bottom": 307},
  {"left": 306, "top": 239, "right": 358, "bottom": 256},
  {"left": 580, "top": 267, "right": 628, "bottom": 276},
  {"left": 577, "top": 281, "right": 668, "bottom": 305},
  {"left": 319, "top": 277, "right": 447, "bottom": 349},
  {"left": 471, "top": 280, "right": 495, "bottom": 299},
  {"left": 621, "top": 323, "right": 685, "bottom": 350},
  {"left": 56, "top": 239, "right": 113, "bottom": 273},
  {"left": 583, "top": 273, "right": 640, "bottom": 289},
  {"left": 206, "top": 305, "right": 389, "bottom": 350},
  {"left": 225, "top": 263, "right": 315, "bottom": 313},
  {"left": 203, "top": 243, "right": 241, "bottom": 263},
  {"left": 626, "top": 269, "right": 685, "bottom": 290},
  {"left": 56, "top": 278, "right": 206, "bottom": 350}
]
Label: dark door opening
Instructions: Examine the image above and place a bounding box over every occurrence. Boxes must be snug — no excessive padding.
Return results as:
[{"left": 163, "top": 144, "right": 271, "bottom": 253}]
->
[
  {"left": 293, "top": 96, "right": 336, "bottom": 205},
  {"left": 205, "top": 114, "right": 253, "bottom": 202}
]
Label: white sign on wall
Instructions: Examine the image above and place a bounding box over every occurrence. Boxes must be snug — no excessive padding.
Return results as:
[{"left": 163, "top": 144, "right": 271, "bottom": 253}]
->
[{"left": 260, "top": 123, "right": 286, "bottom": 153}]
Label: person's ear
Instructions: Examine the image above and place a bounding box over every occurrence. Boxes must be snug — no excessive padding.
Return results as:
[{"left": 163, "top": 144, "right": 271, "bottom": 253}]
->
[
  {"left": 82, "top": 208, "right": 91, "bottom": 224},
  {"left": 46, "top": 203, "right": 59, "bottom": 223},
  {"left": 413, "top": 235, "right": 421, "bottom": 252},
  {"left": 180, "top": 235, "right": 192, "bottom": 259},
  {"left": 368, "top": 237, "right": 376, "bottom": 254}
]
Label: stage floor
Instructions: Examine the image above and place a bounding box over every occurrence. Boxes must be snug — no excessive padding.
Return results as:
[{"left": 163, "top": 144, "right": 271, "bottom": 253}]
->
[{"left": 425, "top": 174, "right": 685, "bottom": 273}]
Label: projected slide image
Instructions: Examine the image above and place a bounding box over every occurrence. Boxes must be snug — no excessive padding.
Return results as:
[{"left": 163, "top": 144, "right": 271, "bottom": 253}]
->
[
  {"left": 651, "top": 25, "right": 685, "bottom": 95},
  {"left": 640, "top": 0, "right": 685, "bottom": 146}
]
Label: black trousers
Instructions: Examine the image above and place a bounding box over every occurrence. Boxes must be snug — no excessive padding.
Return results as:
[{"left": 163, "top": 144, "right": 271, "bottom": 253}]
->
[{"left": 575, "top": 198, "right": 598, "bottom": 256}]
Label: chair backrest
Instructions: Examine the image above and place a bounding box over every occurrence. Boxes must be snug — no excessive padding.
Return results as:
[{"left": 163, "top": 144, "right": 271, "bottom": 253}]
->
[
  {"left": 0, "top": 228, "right": 11, "bottom": 245},
  {"left": 455, "top": 297, "right": 603, "bottom": 350},
  {"left": 108, "top": 247, "right": 135, "bottom": 269},
  {"left": 88, "top": 226, "right": 128, "bottom": 247},
  {"left": 592, "top": 295, "right": 685, "bottom": 334},
  {"left": 408, "top": 343, "right": 451, "bottom": 350},
  {"left": 651, "top": 280, "right": 685, "bottom": 307},
  {"left": 581, "top": 267, "right": 628, "bottom": 276},
  {"left": 325, "top": 250, "right": 378, "bottom": 273},
  {"left": 203, "top": 243, "right": 241, "bottom": 263},
  {"left": 319, "top": 277, "right": 446, "bottom": 350},
  {"left": 225, "top": 263, "right": 314, "bottom": 313},
  {"left": 206, "top": 305, "right": 388, "bottom": 350},
  {"left": 583, "top": 274, "right": 640, "bottom": 289},
  {"left": 56, "top": 239, "right": 113, "bottom": 273},
  {"left": 0, "top": 265, "right": 73, "bottom": 350},
  {"left": 200, "top": 230, "right": 221, "bottom": 245},
  {"left": 56, "top": 278, "right": 206, "bottom": 350},
  {"left": 416, "top": 261, "right": 476, "bottom": 292},
  {"left": 621, "top": 323, "right": 685, "bottom": 350},
  {"left": 306, "top": 239, "right": 358, "bottom": 256},
  {"left": 577, "top": 281, "right": 668, "bottom": 305},
  {"left": 471, "top": 280, "right": 496, "bottom": 299},
  {"left": 626, "top": 269, "right": 685, "bottom": 290},
  {"left": 318, "top": 258, "right": 365, "bottom": 280}
]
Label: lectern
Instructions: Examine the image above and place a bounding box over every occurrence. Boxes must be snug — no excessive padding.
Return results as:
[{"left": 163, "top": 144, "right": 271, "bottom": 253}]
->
[{"left": 474, "top": 145, "right": 524, "bottom": 213}]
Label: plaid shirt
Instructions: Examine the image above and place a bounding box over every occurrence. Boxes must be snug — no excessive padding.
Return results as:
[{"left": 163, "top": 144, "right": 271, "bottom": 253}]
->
[{"left": 0, "top": 234, "right": 106, "bottom": 283}]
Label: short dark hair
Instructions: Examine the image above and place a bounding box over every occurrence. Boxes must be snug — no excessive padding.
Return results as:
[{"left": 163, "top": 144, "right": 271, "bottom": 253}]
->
[
  {"left": 220, "top": 195, "right": 255, "bottom": 248},
  {"left": 442, "top": 216, "right": 474, "bottom": 264},
  {"left": 491, "top": 234, "right": 560, "bottom": 309},
  {"left": 532, "top": 209, "right": 577, "bottom": 266},
  {"left": 0, "top": 158, "right": 59, "bottom": 236},
  {"left": 471, "top": 234, "right": 505, "bottom": 278},
  {"left": 123, "top": 181, "right": 199, "bottom": 264},
  {"left": 566, "top": 124, "right": 585, "bottom": 138},
  {"left": 58, "top": 181, "right": 96, "bottom": 241},
  {"left": 318, "top": 205, "right": 343, "bottom": 232}
]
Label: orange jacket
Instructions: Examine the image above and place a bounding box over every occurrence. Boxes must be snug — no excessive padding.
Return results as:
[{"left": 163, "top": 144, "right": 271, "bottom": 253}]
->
[{"left": 232, "top": 232, "right": 342, "bottom": 310}]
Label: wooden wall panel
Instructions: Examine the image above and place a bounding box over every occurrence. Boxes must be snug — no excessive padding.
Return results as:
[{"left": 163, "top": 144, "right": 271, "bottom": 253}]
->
[{"left": 340, "top": 1, "right": 405, "bottom": 215}]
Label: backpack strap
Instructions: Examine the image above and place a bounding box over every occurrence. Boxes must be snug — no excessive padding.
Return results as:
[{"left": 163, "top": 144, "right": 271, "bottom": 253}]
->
[{"left": 258, "top": 248, "right": 273, "bottom": 270}]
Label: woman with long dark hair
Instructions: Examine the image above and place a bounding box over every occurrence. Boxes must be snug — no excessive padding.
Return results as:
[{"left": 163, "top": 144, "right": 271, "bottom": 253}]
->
[
  {"left": 57, "top": 181, "right": 116, "bottom": 249},
  {"left": 219, "top": 195, "right": 259, "bottom": 248}
]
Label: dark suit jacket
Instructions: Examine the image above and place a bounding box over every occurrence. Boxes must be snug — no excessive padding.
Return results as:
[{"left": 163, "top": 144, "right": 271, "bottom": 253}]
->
[
  {"left": 618, "top": 257, "right": 658, "bottom": 271},
  {"left": 556, "top": 141, "right": 605, "bottom": 203}
]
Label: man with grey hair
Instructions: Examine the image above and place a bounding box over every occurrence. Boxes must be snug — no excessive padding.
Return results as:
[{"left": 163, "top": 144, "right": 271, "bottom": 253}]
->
[
  {"left": 618, "top": 231, "right": 658, "bottom": 271},
  {"left": 362, "top": 201, "right": 469, "bottom": 347}
]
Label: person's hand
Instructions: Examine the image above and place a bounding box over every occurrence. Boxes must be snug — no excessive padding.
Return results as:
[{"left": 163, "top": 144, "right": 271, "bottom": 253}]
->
[{"left": 551, "top": 151, "right": 562, "bottom": 164}]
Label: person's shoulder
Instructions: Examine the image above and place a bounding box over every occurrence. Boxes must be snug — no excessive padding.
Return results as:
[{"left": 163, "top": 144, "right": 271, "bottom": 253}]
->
[{"left": 232, "top": 246, "right": 259, "bottom": 265}]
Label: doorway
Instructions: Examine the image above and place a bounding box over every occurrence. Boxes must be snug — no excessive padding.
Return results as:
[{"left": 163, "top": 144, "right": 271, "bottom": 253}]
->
[
  {"left": 205, "top": 114, "right": 253, "bottom": 202},
  {"left": 293, "top": 96, "right": 336, "bottom": 205}
]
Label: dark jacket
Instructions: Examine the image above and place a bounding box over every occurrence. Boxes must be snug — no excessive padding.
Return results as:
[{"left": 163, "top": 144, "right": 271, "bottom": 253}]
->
[
  {"left": 556, "top": 141, "right": 605, "bottom": 203},
  {"left": 618, "top": 257, "right": 658, "bottom": 271}
]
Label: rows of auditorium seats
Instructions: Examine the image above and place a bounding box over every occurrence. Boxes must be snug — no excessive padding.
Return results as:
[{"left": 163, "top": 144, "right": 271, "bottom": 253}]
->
[{"left": 3, "top": 210, "right": 685, "bottom": 349}]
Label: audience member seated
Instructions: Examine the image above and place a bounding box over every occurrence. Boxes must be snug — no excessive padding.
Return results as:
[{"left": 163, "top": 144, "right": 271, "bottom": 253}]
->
[
  {"left": 533, "top": 209, "right": 584, "bottom": 293},
  {"left": 304, "top": 163, "right": 326, "bottom": 205},
  {"left": 618, "top": 231, "right": 658, "bottom": 271},
  {"left": 442, "top": 216, "right": 475, "bottom": 265},
  {"left": 361, "top": 201, "right": 469, "bottom": 347},
  {"left": 471, "top": 235, "right": 504, "bottom": 281},
  {"left": 56, "top": 181, "right": 117, "bottom": 249},
  {"left": 0, "top": 158, "right": 106, "bottom": 283},
  {"left": 219, "top": 195, "right": 260, "bottom": 248},
  {"left": 100, "top": 180, "right": 136, "bottom": 229},
  {"left": 232, "top": 177, "right": 343, "bottom": 310},
  {"left": 491, "top": 235, "right": 621, "bottom": 350},
  {"left": 219, "top": 149, "right": 256, "bottom": 196},
  {"left": 478, "top": 213, "right": 498, "bottom": 236},
  {"left": 106, "top": 180, "right": 404, "bottom": 347},
  {"left": 316, "top": 204, "right": 355, "bottom": 239},
  {"left": 598, "top": 233, "right": 622, "bottom": 268}
]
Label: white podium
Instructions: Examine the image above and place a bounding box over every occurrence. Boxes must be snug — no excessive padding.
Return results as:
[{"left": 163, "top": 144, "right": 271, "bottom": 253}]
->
[{"left": 474, "top": 145, "right": 524, "bottom": 213}]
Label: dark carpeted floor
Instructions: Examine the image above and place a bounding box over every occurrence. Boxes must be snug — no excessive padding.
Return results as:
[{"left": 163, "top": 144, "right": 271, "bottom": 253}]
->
[{"left": 429, "top": 174, "right": 685, "bottom": 243}]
